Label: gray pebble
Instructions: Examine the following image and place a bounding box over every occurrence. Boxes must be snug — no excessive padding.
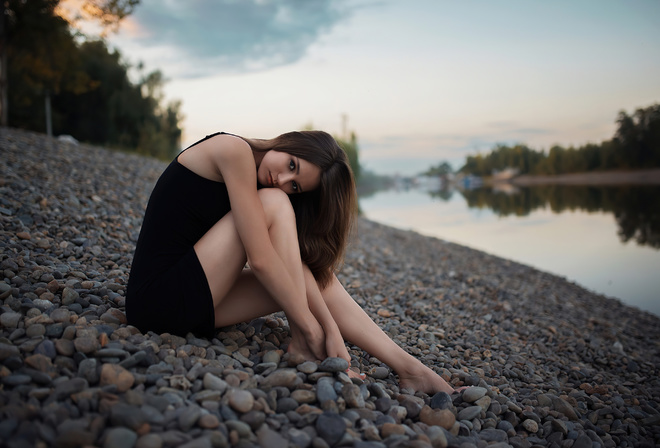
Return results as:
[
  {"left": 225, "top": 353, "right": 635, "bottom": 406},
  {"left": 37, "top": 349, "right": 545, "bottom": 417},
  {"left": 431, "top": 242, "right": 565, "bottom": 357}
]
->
[{"left": 104, "top": 427, "right": 138, "bottom": 448}]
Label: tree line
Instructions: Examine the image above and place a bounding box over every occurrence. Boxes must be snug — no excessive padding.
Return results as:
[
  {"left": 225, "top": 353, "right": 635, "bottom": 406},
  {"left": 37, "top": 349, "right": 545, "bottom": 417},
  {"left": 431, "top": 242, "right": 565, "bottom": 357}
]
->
[
  {"left": 1, "top": 0, "right": 183, "bottom": 160},
  {"left": 458, "top": 103, "right": 660, "bottom": 176}
]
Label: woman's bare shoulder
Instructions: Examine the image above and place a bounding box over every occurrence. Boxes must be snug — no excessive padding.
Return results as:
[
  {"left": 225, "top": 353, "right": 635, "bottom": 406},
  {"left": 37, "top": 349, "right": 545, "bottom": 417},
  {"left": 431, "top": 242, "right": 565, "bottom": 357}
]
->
[{"left": 178, "top": 133, "right": 252, "bottom": 182}]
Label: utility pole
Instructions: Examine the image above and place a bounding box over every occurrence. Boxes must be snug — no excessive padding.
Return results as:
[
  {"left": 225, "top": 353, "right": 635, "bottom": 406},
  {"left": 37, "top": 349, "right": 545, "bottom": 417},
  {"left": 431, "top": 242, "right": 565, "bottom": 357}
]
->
[
  {"left": 45, "top": 90, "right": 52, "bottom": 136},
  {"left": 0, "top": 2, "right": 8, "bottom": 127}
]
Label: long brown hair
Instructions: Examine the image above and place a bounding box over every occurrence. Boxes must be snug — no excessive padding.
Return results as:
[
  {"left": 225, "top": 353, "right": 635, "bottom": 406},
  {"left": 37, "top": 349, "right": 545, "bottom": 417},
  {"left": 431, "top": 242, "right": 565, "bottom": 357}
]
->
[{"left": 247, "top": 130, "right": 357, "bottom": 288}]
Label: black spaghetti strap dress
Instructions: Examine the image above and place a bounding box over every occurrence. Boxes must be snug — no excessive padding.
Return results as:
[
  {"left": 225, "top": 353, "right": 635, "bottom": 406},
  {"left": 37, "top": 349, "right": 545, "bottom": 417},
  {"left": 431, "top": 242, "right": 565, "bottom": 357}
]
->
[{"left": 126, "top": 132, "right": 230, "bottom": 337}]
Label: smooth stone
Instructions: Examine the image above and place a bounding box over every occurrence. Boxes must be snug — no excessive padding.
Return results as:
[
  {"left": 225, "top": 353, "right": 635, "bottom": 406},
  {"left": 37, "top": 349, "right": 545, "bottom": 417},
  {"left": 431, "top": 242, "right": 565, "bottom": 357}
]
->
[
  {"left": 263, "top": 350, "right": 282, "bottom": 364},
  {"left": 420, "top": 406, "right": 455, "bottom": 430},
  {"left": 34, "top": 339, "right": 57, "bottom": 359},
  {"left": 291, "top": 389, "right": 317, "bottom": 404},
  {"left": 262, "top": 368, "right": 298, "bottom": 388},
  {"left": 197, "top": 414, "right": 219, "bottom": 429},
  {"left": 316, "top": 412, "right": 346, "bottom": 446},
  {"left": 297, "top": 361, "right": 318, "bottom": 374},
  {"left": 202, "top": 372, "right": 228, "bottom": 393},
  {"left": 522, "top": 419, "right": 539, "bottom": 433},
  {"left": 552, "top": 397, "right": 579, "bottom": 420},
  {"left": 0, "top": 312, "right": 21, "bottom": 328},
  {"left": 317, "top": 378, "right": 338, "bottom": 403},
  {"left": 100, "top": 363, "right": 135, "bottom": 392},
  {"left": 479, "top": 428, "right": 509, "bottom": 443},
  {"left": 178, "top": 405, "right": 202, "bottom": 431},
  {"left": 104, "top": 427, "right": 138, "bottom": 448},
  {"left": 228, "top": 389, "right": 254, "bottom": 413},
  {"left": 61, "top": 287, "right": 79, "bottom": 305},
  {"left": 319, "top": 357, "right": 348, "bottom": 373},
  {"left": 136, "top": 433, "right": 163, "bottom": 448},
  {"left": 430, "top": 392, "right": 453, "bottom": 410},
  {"left": 342, "top": 383, "right": 365, "bottom": 408},
  {"left": 0, "top": 343, "right": 20, "bottom": 360},
  {"left": 53, "top": 377, "right": 88, "bottom": 400},
  {"left": 50, "top": 308, "right": 71, "bottom": 323},
  {"left": 74, "top": 337, "right": 99, "bottom": 354},
  {"left": 256, "top": 426, "right": 288, "bottom": 448},
  {"left": 2, "top": 374, "right": 31, "bottom": 386},
  {"left": 110, "top": 403, "right": 148, "bottom": 430},
  {"left": 463, "top": 386, "right": 487, "bottom": 403},
  {"left": 370, "top": 366, "right": 389, "bottom": 380},
  {"left": 26, "top": 323, "right": 46, "bottom": 337},
  {"left": 458, "top": 406, "right": 482, "bottom": 421}
]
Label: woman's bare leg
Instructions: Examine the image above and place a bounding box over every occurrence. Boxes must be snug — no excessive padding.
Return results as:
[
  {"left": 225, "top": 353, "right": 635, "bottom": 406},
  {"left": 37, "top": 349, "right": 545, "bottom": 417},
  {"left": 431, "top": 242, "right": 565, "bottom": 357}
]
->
[
  {"left": 321, "top": 274, "right": 457, "bottom": 395},
  {"left": 194, "top": 188, "right": 323, "bottom": 360}
]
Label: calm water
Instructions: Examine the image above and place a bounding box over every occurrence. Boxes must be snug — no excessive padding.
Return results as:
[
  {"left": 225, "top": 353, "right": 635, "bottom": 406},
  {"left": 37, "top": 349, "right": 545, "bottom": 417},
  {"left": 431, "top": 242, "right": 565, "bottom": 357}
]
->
[{"left": 359, "top": 183, "right": 660, "bottom": 317}]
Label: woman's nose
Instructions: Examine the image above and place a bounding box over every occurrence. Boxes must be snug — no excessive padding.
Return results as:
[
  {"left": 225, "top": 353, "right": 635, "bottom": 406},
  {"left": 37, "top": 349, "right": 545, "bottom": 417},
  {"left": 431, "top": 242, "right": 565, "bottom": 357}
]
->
[{"left": 278, "top": 173, "right": 293, "bottom": 185}]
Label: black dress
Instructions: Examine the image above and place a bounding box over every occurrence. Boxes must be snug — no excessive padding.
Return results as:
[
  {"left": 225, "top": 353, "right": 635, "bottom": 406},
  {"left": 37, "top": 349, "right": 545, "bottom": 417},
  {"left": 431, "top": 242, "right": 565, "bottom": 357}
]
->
[{"left": 126, "top": 133, "right": 230, "bottom": 337}]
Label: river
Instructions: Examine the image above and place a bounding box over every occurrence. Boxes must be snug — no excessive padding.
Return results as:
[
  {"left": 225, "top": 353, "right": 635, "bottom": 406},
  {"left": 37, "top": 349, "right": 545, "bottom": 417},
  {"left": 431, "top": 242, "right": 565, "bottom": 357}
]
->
[{"left": 359, "top": 181, "right": 660, "bottom": 317}]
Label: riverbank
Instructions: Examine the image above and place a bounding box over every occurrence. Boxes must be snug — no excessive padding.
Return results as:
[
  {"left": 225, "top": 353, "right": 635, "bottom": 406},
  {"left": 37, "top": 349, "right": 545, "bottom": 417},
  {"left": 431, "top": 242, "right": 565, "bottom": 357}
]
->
[
  {"left": 507, "top": 169, "right": 660, "bottom": 186},
  {"left": 1, "top": 127, "right": 659, "bottom": 448}
]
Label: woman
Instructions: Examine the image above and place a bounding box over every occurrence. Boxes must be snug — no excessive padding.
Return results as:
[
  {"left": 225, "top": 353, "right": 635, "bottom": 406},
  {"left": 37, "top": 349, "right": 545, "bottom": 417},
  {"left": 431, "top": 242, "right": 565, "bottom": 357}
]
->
[{"left": 126, "top": 131, "right": 458, "bottom": 394}]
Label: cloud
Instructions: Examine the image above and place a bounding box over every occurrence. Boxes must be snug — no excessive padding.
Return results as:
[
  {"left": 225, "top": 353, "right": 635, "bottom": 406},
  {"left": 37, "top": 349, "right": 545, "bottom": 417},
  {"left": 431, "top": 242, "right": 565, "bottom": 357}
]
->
[{"left": 121, "top": 0, "right": 350, "bottom": 78}]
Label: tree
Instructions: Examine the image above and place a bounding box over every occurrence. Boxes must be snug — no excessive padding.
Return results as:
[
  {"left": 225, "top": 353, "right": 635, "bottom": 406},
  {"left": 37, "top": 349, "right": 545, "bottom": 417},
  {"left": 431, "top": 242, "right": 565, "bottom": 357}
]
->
[{"left": 0, "top": 0, "right": 139, "bottom": 126}]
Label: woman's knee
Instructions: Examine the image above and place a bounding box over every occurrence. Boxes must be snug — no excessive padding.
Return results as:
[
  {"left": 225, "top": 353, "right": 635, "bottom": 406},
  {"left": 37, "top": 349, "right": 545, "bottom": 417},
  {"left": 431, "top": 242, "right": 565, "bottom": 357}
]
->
[{"left": 258, "top": 188, "right": 295, "bottom": 225}]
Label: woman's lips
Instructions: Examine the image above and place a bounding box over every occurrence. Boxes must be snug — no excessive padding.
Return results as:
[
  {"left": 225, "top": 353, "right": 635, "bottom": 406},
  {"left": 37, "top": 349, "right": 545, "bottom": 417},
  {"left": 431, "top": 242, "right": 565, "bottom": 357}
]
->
[{"left": 268, "top": 172, "right": 274, "bottom": 187}]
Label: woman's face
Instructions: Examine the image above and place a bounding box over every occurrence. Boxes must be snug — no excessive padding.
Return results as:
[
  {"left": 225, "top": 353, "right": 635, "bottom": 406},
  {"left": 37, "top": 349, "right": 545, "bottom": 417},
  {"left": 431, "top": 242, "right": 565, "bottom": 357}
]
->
[{"left": 257, "top": 150, "right": 321, "bottom": 194}]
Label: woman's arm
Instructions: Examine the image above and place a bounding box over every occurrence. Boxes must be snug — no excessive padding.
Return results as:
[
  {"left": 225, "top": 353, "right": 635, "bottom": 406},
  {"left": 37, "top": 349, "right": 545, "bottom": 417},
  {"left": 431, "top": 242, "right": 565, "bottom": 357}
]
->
[{"left": 190, "top": 134, "right": 325, "bottom": 357}]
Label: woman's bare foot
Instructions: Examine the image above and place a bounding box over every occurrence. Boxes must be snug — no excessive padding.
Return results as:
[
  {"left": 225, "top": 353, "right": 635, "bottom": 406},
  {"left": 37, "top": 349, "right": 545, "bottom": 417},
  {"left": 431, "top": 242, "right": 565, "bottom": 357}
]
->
[
  {"left": 287, "top": 319, "right": 327, "bottom": 361},
  {"left": 347, "top": 368, "right": 366, "bottom": 380},
  {"left": 286, "top": 336, "right": 317, "bottom": 362}
]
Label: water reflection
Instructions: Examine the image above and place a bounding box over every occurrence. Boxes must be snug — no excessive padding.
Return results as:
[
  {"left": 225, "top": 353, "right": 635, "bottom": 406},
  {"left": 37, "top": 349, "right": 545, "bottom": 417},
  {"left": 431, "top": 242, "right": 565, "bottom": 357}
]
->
[{"left": 437, "top": 185, "right": 660, "bottom": 249}]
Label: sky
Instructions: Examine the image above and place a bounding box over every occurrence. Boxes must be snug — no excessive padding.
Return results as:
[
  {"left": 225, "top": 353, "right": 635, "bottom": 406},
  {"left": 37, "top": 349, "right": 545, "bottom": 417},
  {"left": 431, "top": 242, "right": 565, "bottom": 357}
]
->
[{"left": 98, "top": 0, "right": 660, "bottom": 175}]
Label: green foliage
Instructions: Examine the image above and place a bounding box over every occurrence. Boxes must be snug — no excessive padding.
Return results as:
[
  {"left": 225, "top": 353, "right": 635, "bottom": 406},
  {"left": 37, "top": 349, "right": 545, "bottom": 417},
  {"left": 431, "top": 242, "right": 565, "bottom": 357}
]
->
[
  {"left": 335, "top": 131, "right": 361, "bottom": 181},
  {"left": 424, "top": 161, "right": 453, "bottom": 176},
  {"left": 459, "top": 103, "right": 660, "bottom": 176},
  {"left": 3, "top": 0, "right": 182, "bottom": 160}
]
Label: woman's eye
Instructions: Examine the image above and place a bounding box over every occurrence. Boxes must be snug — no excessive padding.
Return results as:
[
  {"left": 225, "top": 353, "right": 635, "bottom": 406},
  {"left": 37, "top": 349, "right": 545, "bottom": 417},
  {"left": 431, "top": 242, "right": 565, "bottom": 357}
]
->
[
  {"left": 292, "top": 181, "right": 298, "bottom": 192},
  {"left": 289, "top": 160, "right": 295, "bottom": 171}
]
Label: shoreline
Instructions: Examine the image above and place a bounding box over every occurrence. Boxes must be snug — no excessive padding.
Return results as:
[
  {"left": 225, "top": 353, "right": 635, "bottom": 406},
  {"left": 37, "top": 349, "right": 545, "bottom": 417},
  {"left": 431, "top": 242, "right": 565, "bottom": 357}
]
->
[
  {"left": 1, "top": 127, "right": 659, "bottom": 447},
  {"left": 500, "top": 169, "right": 660, "bottom": 186}
]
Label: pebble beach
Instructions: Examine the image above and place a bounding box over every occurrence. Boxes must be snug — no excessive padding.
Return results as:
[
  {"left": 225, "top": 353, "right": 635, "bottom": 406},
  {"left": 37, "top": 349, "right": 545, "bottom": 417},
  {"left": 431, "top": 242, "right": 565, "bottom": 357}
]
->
[{"left": 1, "top": 127, "right": 659, "bottom": 448}]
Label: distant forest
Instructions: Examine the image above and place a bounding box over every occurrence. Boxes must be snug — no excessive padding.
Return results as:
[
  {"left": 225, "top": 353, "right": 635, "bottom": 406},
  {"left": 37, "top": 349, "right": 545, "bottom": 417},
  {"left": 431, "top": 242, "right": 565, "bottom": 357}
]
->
[
  {"left": 459, "top": 103, "right": 660, "bottom": 176},
  {"left": 1, "top": 0, "right": 183, "bottom": 161}
]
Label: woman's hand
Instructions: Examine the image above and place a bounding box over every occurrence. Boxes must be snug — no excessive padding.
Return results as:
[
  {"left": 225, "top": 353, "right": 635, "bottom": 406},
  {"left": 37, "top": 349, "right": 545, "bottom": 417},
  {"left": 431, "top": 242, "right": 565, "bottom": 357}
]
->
[{"left": 325, "top": 328, "right": 366, "bottom": 380}]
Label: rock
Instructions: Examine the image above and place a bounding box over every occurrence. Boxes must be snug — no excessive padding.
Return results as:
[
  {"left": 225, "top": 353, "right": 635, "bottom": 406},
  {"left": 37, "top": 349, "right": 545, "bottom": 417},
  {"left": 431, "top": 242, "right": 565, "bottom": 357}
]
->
[
  {"left": 257, "top": 426, "right": 288, "bottom": 448},
  {"left": 420, "top": 406, "right": 455, "bottom": 430},
  {"left": 198, "top": 414, "right": 219, "bottom": 429},
  {"left": 462, "top": 387, "right": 487, "bottom": 403},
  {"left": 104, "top": 427, "right": 138, "bottom": 448},
  {"left": 316, "top": 412, "right": 346, "bottom": 446},
  {"left": 202, "top": 372, "right": 228, "bottom": 392},
  {"left": 228, "top": 389, "right": 254, "bottom": 413},
  {"left": 136, "top": 434, "right": 163, "bottom": 448},
  {"left": 457, "top": 406, "right": 482, "bottom": 421},
  {"left": 317, "top": 378, "right": 338, "bottom": 403},
  {"left": 61, "top": 287, "right": 79, "bottom": 305},
  {"left": 522, "top": 419, "right": 538, "bottom": 433},
  {"left": 551, "top": 396, "right": 579, "bottom": 421},
  {"left": 178, "top": 405, "right": 202, "bottom": 431},
  {"left": 100, "top": 363, "right": 135, "bottom": 392},
  {"left": 262, "top": 368, "right": 298, "bottom": 388},
  {"left": 319, "top": 357, "right": 349, "bottom": 373},
  {"left": 110, "top": 403, "right": 148, "bottom": 431},
  {"left": 369, "top": 366, "right": 389, "bottom": 379},
  {"left": 1, "top": 312, "right": 21, "bottom": 328}
]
